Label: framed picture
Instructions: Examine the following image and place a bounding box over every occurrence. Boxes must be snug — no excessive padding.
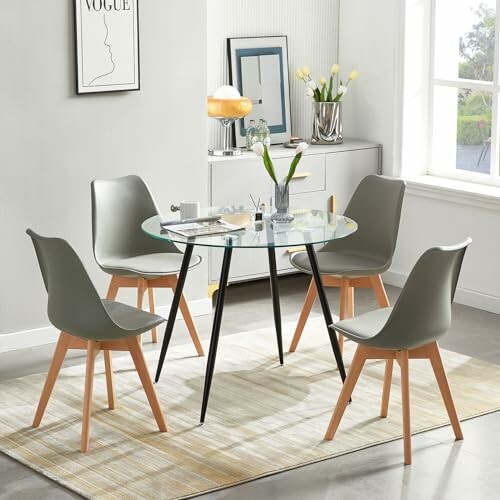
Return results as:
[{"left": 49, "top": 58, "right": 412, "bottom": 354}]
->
[
  {"left": 228, "top": 36, "right": 292, "bottom": 147},
  {"left": 74, "top": 0, "right": 140, "bottom": 94}
]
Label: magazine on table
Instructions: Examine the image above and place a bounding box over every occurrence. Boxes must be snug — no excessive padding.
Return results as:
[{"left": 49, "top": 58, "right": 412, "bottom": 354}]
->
[{"left": 164, "top": 219, "right": 245, "bottom": 237}]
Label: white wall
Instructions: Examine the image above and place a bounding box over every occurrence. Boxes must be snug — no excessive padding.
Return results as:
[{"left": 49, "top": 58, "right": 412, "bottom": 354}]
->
[
  {"left": 338, "top": 0, "right": 404, "bottom": 177},
  {"left": 339, "top": 0, "right": 500, "bottom": 313},
  {"left": 207, "top": 0, "right": 339, "bottom": 149},
  {"left": 0, "top": 2, "right": 208, "bottom": 338}
]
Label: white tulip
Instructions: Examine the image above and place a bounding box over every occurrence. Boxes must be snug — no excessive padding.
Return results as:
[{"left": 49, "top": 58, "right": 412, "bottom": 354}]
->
[
  {"left": 305, "top": 87, "right": 315, "bottom": 98},
  {"left": 338, "top": 85, "right": 348, "bottom": 95},
  {"left": 307, "top": 80, "right": 318, "bottom": 90},
  {"left": 295, "top": 142, "right": 309, "bottom": 155},
  {"left": 331, "top": 63, "right": 340, "bottom": 75},
  {"left": 251, "top": 142, "right": 265, "bottom": 157}
]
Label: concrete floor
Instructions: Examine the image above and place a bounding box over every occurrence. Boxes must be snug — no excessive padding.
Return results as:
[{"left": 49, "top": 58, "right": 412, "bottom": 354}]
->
[{"left": 1, "top": 274, "right": 499, "bottom": 499}]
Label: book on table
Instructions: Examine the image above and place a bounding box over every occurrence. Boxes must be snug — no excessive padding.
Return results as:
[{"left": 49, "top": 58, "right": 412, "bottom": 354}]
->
[{"left": 164, "top": 220, "right": 245, "bottom": 237}]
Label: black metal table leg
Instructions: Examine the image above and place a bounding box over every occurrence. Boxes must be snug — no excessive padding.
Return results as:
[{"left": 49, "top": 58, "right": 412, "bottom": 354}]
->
[
  {"left": 267, "top": 248, "right": 284, "bottom": 365},
  {"left": 155, "top": 243, "right": 194, "bottom": 383},
  {"left": 200, "top": 245, "right": 233, "bottom": 423},
  {"left": 305, "top": 244, "right": 347, "bottom": 382}
]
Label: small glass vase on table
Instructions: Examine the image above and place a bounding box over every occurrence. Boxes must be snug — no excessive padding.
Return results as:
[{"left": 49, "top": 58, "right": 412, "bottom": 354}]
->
[{"left": 251, "top": 141, "right": 309, "bottom": 223}]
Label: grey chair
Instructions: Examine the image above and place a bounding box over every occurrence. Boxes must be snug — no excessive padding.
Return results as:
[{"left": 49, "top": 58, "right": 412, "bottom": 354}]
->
[
  {"left": 324, "top": 239, "right": 471, "bottom": 465},
  {"left": 289, "top": 175, "right": 406, "bottom": 353},
  {"left": 27, "top": 229, "right": 168, "bottom": 453},
  {"left": 91, "top": 175, "right": 204, "bottom": 355}
]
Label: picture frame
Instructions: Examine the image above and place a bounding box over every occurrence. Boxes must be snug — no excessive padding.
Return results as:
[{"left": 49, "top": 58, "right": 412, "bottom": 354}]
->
[
  {"left": 74, "top": 0, "right": 140, "bottom": 94},
  {"left": 227, "top": 36, "right": 292, "bottom": 147}
]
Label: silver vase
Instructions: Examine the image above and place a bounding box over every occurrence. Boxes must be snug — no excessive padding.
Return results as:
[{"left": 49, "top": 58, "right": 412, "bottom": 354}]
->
[
  {"left": 311, "top": 102, "right": 343, "bottom": 145},
  {"left": 271, "top": 183, "right": 294, "bottom": 223}
]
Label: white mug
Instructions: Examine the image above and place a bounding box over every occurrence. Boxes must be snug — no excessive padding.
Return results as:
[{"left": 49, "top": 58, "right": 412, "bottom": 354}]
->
[{"left": 180, "top": 201, "right": 200, "bottom": 220}]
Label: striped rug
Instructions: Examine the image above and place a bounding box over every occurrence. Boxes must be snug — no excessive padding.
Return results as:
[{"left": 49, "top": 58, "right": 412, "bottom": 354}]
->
[{"left": 1, "top": 316, "right": 499, "bottom": 499}]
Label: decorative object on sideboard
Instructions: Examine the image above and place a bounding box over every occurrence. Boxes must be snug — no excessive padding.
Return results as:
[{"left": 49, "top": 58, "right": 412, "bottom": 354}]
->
[
  {"left": 208, "top": 86, "right": 253, "bottom": 156},
  {"left": 296, "top": 64, "right": 359, "bottom": 145},
  {"left": 228, "top": 36, "right": 292, "bottom": 147},
  {"left": 252, "top": 141, "right": 309, "bottom": 223},
  {"left": 74, "top": 0, "right": 140, "bottom": 94}
]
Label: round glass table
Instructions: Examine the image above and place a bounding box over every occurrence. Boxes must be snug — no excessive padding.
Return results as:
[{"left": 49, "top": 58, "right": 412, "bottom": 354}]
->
[{"left": 142, "top": 209, "right": 358, "bottom": 422}]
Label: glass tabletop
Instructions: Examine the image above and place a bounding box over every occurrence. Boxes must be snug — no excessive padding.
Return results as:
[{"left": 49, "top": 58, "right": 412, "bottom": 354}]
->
[{"left": 142, "top": 208, "right": 357, "bottom": 249}]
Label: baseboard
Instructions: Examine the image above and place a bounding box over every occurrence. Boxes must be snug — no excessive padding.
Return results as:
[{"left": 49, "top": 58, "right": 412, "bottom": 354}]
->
[
  {"left": 383, "top": 270, "right": 500, "bottom": 315},
  {"left": 0, "top": 298, "right": 212, "bottom": 354}
]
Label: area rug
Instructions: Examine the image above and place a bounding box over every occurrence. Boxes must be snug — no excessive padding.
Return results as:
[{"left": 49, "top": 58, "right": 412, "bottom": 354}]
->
[{"left": 1, "top": 316, "right": 499, "bottom": 499}]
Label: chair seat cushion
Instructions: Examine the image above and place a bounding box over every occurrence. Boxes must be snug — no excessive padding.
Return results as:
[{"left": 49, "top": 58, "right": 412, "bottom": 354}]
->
[
  {"left": 333, "top": 307, "right": 393, "bottom": 345},
  {"left": 290, "top": 250, "right": 389, "bottom": 277},
  {"left": 100, "top": 253, "right": 202, "bottom": 278},
  {"left": 102, "top": 299, "right": 165, "bottom": 335}
]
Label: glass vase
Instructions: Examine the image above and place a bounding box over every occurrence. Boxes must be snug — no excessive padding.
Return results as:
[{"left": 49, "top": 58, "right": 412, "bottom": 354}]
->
[{"left": 271, "top": 183, "right": 294, "bottom": 223}]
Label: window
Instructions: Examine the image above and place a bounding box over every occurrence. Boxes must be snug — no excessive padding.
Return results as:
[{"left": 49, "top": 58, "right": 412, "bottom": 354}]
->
[{"left": 430, "top": 0, "right": 499, "bottom": 184}]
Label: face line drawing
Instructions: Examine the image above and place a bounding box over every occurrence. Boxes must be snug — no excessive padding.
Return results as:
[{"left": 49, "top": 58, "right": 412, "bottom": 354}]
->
[{"left": 88, "top": 14, "right": 116, "bottom": 86}]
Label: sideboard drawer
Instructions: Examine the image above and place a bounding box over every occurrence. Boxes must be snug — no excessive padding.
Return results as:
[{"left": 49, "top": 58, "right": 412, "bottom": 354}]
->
[{"left": 274, "top": 155, "right": 326, "bottom": 195}]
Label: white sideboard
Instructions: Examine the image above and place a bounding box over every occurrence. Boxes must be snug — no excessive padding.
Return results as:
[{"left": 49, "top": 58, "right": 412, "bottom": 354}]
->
[{"left": 208, "top": 138, "right": 381, "bottom": 284}]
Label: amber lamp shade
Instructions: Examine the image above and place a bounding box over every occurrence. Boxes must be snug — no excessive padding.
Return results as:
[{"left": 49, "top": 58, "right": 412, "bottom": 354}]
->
[
  {"left": 207, "top": 97, "right": 253, "bottom": 119},
  {"left": 208, "top": 96, "right": 253, "bottom": 156}
]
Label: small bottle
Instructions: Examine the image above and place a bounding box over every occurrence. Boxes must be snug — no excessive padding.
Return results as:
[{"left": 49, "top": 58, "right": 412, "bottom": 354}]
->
[
  {"left": 261, "top": 120, "right": 271, "bottom": 147},
  {"left": 256, "top": 119, "right": 265, "bottom": 145},
  {"left": 246, "top": 119, "right": 256, "bottom": 150}
]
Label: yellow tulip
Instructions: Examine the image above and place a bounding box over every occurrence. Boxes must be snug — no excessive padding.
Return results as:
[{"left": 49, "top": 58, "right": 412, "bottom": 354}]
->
[
  {"left": 296, "top": 68, "right": 304, "bottom": 79},
  {"left": 301, "top": 65, "right": 311, "bottom": 76},
  {"left": 319, "top": 76, "right": 327, "bottom": 87},
  {"left": 331, "top": 64, "right": 340, "bottom": 75},
  {"left": 349, "top": 70, "right": 359, "bottom": 80}
]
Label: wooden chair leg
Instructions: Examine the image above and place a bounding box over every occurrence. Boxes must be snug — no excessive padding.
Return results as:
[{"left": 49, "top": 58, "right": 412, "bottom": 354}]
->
[
  {"left": 126, "top": 336, "right": 167, "bottom": 432},
  {"left": 137, "top": 278, "right": 146, "bottom": 345},
  {"left": 289, "top": 278, "right": 317, "bottom": 352},
  {"left": 179, "top": 292, "right": 205, "bottom": 356},
  {"left": 81, "top": 341, "right": 99, "bottom": 453},
  {"left": 346, "top": 286, "right": 354, "bottom": 318},
  {"left": 147, "top": 286, "right": 158, "bottom": 344},
  {"left": 103, "top": 350, "right": 115, "bottom": 410},
  {"left": 338, "top": 281, "right": 349, "bottom": 353},
  {"left": 428, "top": 342, "right": 463, "bottom": 440},
  {"left": 396, "top": 350, "right": 412, "bottom": 465},
  {"left": 324, "top": 345, "right": 367, "bottom": 440},
  {"left": 380, "top": 359, "right": 393, "bottom": 417},
  {"left": 33, "top": 332, "right": 72, "bottom": 427},
  {"left": 106, "top": 276, "right": 120, "bottom": 301},
  {"left": 370, "top": 275, "right": 390, "bottom": 308}
]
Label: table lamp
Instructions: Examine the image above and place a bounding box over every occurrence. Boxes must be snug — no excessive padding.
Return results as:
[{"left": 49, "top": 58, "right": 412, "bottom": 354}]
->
[{"left": 208, "top": 85, "right": 252, "bottom": 156}]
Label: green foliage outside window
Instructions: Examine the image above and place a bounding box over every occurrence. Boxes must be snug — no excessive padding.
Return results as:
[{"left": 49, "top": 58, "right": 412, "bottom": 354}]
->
[{"left": 456, "top": 3, "right": 494, "bottom": 145}]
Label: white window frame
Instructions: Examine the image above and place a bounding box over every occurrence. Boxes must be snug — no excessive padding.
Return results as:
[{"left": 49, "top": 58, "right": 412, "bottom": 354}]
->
[{"left": 428, "top": 0, "right": 500, "bottom": 186}]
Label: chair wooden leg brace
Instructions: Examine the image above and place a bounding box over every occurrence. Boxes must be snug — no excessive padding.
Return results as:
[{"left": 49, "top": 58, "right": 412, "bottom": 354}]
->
[
  {"left": 32, "top": 332, "right": 167, "bottom": 453},
  {"left": 324, "top": 342, "right": 463, "bottom": 465}
]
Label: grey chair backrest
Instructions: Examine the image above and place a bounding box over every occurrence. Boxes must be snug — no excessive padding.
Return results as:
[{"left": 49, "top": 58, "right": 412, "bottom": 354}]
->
[
  {"left": 324, "top": 175, "right": 406, "bottom": 268},
  {"left": 375, "top": 239, "right": 471, "bottom": 350},
  {"left": 27, "top": 229, "right": 120, "bottom": 340},
  {"left": 91, "top": 175, "right": 179, "bottom": 267}
]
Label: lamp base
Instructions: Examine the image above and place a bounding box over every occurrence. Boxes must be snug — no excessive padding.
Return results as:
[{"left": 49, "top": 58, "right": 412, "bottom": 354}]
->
[{"left": 208, "top": 148, "right": 242, "bottom": 157}]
